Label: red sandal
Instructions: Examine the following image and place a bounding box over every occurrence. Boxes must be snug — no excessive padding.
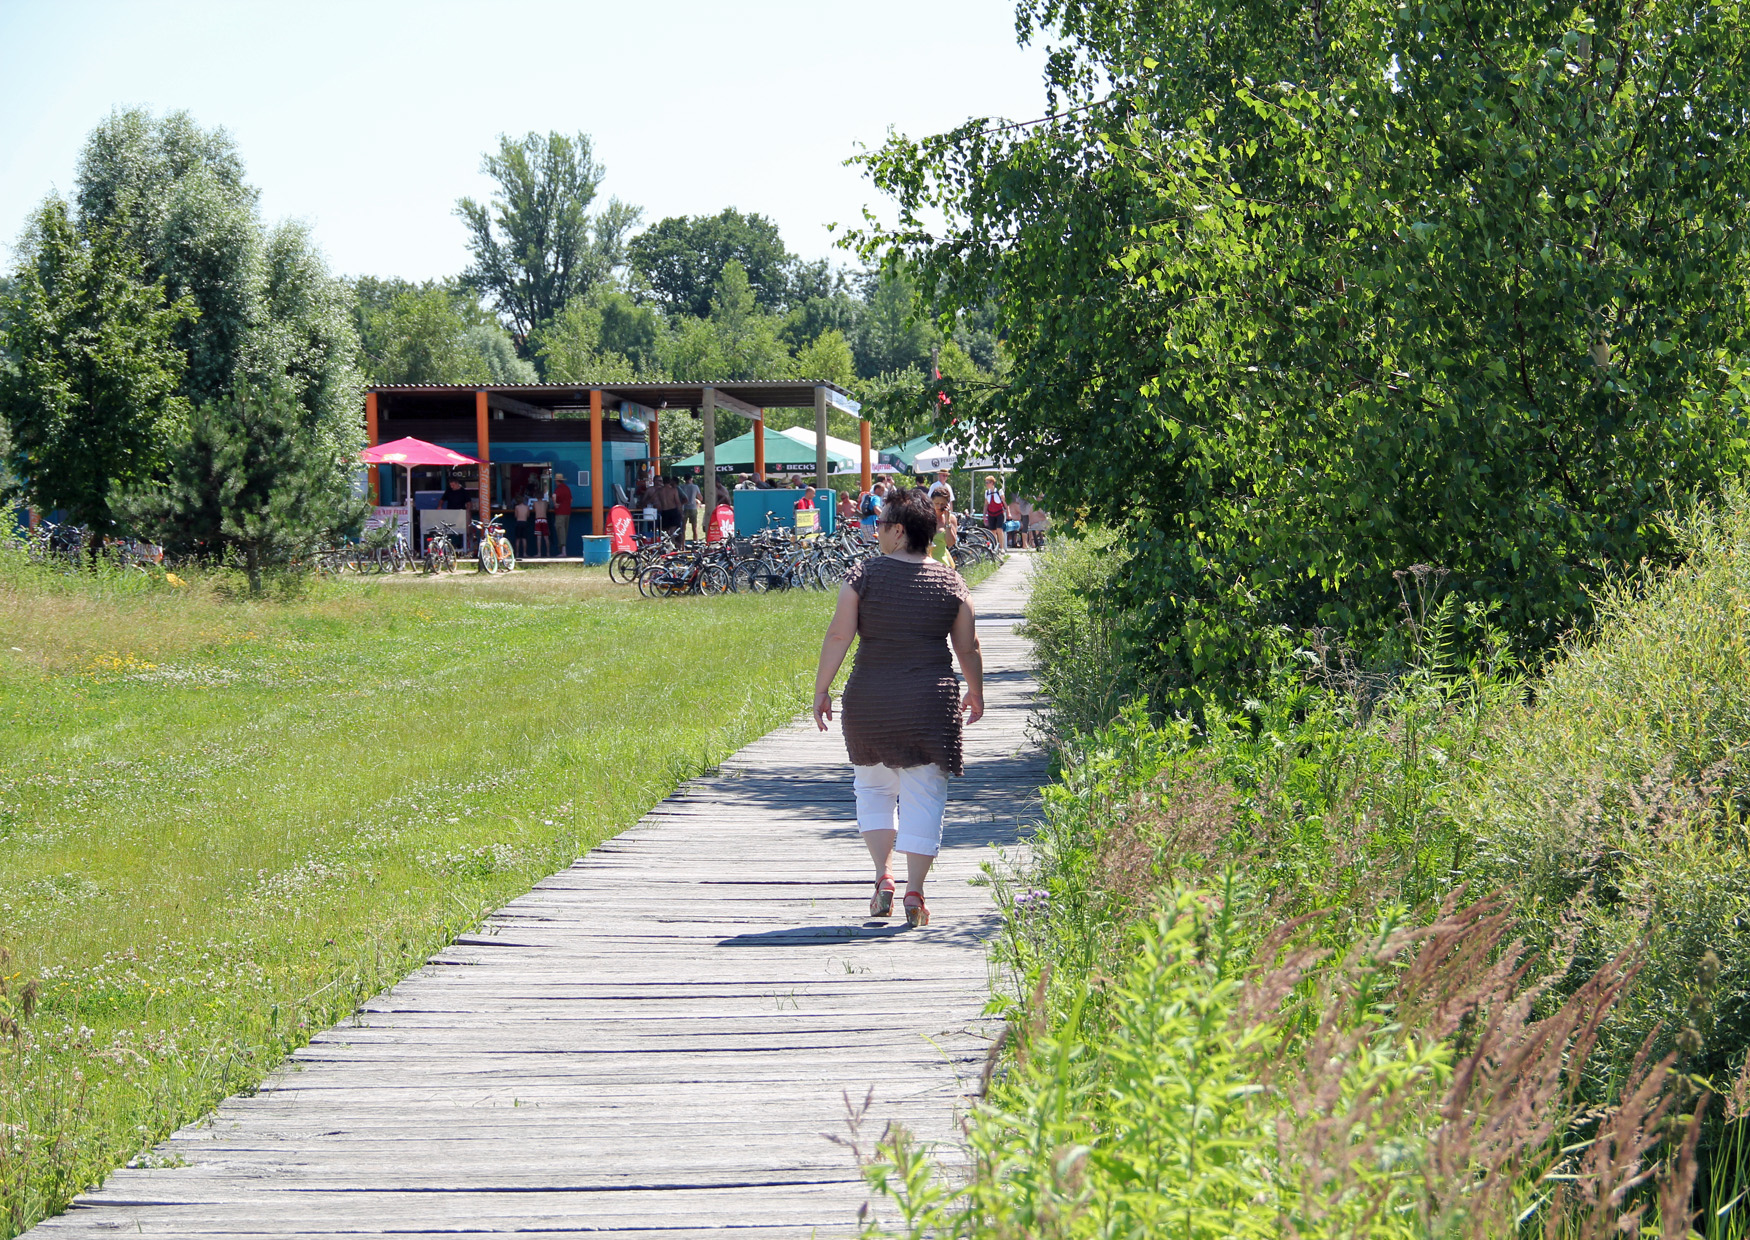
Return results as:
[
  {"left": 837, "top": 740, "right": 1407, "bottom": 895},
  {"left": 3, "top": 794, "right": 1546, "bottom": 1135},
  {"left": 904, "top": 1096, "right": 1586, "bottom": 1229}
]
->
[
  {"left": 903, "top": 891, "right": 929, "bottom": 928},
  {"left": 870, "top": 876, "right": 895, "bottom": 918}
]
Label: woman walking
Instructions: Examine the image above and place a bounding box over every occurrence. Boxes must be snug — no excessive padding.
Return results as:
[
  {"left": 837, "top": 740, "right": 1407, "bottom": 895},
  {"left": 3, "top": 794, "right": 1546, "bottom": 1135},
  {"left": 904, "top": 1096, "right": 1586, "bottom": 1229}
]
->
[{"left": 813, "top": 488, "right": 985, "bottom": 927}]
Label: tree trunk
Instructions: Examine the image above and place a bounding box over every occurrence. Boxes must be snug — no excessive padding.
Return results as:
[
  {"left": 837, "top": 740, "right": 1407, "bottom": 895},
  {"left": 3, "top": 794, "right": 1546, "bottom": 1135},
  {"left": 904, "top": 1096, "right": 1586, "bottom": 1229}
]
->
[{"left": 245, "top": 544, "right": 262, "bottom": 596}]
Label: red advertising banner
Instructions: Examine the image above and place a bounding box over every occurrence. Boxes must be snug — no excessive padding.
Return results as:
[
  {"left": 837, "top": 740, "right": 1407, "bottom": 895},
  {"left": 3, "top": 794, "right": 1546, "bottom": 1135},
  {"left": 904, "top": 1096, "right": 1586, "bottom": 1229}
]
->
[
  {"left": 708, "top": 504, "right": 736, "bottom": 543},
  {"left": 608, "top": 505, "right": 636, "bottom": 553}
]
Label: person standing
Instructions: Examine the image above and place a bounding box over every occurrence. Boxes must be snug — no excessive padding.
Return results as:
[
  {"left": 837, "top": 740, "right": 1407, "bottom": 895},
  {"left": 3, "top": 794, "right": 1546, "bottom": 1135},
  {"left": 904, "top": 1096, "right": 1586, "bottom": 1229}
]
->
[
  {"left": 553, "top": 476, "right": 572, "bottom": 557},
  {"left": 679, "top": 475, "right": 704, "bottom": 543},
  {"left": 512, "top": 491, "right": 532, "bottom": 560},
  {"left": 982, "top": 476, "right": 1006, "bottom": 534},
  {"left": 929, "top": 488, "right": 959, "bottom": 569},
  {"left": 532, "top": 486, "right": 551, "bottom": 558},
  {"left": 652, "top": 476, "right": 684, "bottom": 543},
  {"left": 859, "top": 482, "right": 884, "bottom": 535},
  {"left": 928, "top": 469, "right": 955, "bottom": 508},
  {"left": 813, "top": 488, "right": 985, "bottom": 928},
  {"left": 1005, "top": 494, "right": 1030, "bottom": 549}
]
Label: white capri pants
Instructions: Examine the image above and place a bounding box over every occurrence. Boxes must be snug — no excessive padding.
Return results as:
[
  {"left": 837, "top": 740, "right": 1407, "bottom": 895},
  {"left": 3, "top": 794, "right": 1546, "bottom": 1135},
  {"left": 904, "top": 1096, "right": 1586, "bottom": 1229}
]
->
[{"left": 854, "top": 762, "right": 949, "bottom": 857}]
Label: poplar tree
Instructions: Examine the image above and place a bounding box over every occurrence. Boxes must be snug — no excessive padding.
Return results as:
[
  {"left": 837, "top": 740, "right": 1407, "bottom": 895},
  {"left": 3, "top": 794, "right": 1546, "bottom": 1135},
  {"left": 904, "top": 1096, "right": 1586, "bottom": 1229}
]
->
[{"left": 0, "top": 199, "right": 192, "bottom": 541}]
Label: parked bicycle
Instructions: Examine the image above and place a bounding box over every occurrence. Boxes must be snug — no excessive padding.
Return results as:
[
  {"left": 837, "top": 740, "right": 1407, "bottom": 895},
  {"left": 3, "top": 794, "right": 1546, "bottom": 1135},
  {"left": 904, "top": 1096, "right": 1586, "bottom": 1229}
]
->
[
  {"left": 422, "top": 526, "right": 458, "bottom": 575},
  {"left": 636, "top": 547, "right": 731, "bottom": 597},
  {"left": 609, "top": 529, "right": 678, "bottom": 584},
  {"left": 473, "top": 518, "right": 515, "bottom": 574}
]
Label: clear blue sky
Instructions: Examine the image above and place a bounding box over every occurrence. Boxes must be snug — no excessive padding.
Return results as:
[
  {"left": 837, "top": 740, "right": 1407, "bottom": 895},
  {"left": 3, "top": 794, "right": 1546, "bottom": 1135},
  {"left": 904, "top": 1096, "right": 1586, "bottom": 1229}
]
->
[{"left": 0, "top": 0, "right": 1052, "bottom": 281}]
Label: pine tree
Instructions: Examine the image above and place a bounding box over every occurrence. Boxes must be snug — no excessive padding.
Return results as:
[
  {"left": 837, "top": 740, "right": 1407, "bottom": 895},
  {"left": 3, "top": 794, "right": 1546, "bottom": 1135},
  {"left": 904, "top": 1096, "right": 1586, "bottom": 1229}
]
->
[{"left": 122, "top": 379, "right": 365, "bottom": 594}]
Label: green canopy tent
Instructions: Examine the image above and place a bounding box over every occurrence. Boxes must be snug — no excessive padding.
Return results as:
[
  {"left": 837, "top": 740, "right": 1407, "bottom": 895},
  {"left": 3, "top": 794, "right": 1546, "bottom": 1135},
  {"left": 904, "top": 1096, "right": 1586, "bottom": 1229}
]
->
[
  {"left": 880, "top": 434, "right": 939, "bottom": 471},
  {"left": 674, "top": 429, "right": 857, "bottom": 475}
]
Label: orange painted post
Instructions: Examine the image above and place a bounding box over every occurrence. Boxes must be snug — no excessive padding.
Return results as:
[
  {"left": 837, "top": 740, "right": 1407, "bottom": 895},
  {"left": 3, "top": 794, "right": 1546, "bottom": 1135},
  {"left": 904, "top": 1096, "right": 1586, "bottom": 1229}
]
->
[
  {"left": 753, "top": 415, "right": 766, "bottom": 483},
  {"left": 649, "top": 410, "right": 660, "bottom": 481},
  {"left": 365, "top": 391, "right": 380, "bottom": 502},
  {"left": 859, "top": 419, "right": 872, "bottom": 495},
  {"left": 589, "top": 389, "right": 605, "bottom": 536},
  {"left": 475, "top": 390, "right": 491, "bottom": 526}
]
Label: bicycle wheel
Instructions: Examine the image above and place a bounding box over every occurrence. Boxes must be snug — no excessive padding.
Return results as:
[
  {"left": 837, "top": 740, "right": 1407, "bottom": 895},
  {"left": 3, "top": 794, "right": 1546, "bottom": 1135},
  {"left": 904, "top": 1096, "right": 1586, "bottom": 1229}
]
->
[
  {"left": 729, "top": 560, "right": 767, "bottom": 594},
  {"left": 608, "top": 551, "right": 638, "bottom": 584},
  {"left": 478, "top": 540, "right": 499, "bottom": 574},
  {"left": 423, "top": 551, "right": 439, "bottom": 575},
  {"left": 496, "top": 539, "right": 516, "bottom": 572},
  {"left": 638, "top": 564, "right": 666, "bottom": 598},
  {"left": 700, "top": 563, "right": 730, "bottom": 596}
]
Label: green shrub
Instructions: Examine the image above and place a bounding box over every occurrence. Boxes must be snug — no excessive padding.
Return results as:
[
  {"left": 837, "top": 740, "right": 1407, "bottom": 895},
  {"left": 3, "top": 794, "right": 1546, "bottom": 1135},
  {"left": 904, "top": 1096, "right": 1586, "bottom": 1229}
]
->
[
  {"left": 1021, "top": 530, "right": 1157, "bottom": 742},
  {"left": 935, "top": 483, "right": 1750, "bottom": 1232}
]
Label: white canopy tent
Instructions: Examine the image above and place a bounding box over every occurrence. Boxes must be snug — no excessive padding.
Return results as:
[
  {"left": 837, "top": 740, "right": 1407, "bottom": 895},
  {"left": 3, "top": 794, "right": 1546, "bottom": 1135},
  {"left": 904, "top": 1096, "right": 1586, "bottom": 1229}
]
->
[
  {"left": 912, "top": 442, "right": 1018, "bottom": 473},
  {"left": 776, "top": 425, "right": 865, "bottom": 469}
]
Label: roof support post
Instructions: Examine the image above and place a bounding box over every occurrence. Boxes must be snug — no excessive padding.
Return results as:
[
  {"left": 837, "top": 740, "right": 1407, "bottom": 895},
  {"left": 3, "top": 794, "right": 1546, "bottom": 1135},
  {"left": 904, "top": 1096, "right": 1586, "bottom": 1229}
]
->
[
  {"left": 814, "top": 385, "right": 829, "bottom": 493},
  {"left": 365, "top": 391, "right": 380, "bottom": 502},
  {"left": 859, "top": 419, "right": 871, "bottom": 497},
  {"left": 649, "top": 409, "right": 660, "bottom": 483},
  {"left": 590, "top": 389, "right": 605, "bottom": 537},
  {"left": 475, "top": 390, "right": 491, "bottom": 526},
  {"left": 753, "top": 411, "right": 765, "bottom": 483},
  {"left": 701, "top": 386, "right": 716, "bottom": 524}
]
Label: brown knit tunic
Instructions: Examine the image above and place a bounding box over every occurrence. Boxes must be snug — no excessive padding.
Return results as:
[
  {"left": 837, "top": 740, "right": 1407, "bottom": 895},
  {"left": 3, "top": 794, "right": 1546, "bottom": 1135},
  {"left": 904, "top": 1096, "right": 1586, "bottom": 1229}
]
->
[{"left": 840, "top": 556, "right": 972, "bottom": 775}]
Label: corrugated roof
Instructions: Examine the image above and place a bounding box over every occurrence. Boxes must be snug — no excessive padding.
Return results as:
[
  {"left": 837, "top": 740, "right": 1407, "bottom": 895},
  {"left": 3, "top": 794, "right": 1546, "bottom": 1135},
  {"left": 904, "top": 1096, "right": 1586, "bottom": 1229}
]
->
[{"left": 368, "top": 380, "right": 855, "bottom": 411}]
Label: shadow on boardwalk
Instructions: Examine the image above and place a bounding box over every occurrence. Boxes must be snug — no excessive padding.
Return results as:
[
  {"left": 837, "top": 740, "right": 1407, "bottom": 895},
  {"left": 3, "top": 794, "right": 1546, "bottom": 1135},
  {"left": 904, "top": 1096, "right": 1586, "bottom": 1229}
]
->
[{"left": 28, "top": 557, "right": 1045, "bottom": 1240}]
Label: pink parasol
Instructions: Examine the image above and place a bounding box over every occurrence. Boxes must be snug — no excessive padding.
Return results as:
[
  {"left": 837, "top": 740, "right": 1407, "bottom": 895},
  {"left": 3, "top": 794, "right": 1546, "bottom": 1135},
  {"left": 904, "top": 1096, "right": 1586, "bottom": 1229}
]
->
[{"left": 360, "top": 437, "right": 480, "bottom": 467}]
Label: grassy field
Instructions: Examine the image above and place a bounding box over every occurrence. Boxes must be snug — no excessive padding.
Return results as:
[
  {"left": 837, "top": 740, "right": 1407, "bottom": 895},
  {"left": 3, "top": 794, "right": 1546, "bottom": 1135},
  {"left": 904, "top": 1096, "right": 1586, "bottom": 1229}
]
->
[{"left": 0, "top": 556, "right": 846, "bottom": 1236}]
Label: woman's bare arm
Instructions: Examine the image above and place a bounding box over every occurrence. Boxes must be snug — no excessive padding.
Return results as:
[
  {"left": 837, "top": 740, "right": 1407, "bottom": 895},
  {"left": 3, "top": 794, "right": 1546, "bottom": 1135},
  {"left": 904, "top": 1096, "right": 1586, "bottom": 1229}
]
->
[
  {"left": 813, "top": 583, "right": 861, "bottom": 730},
  {"left": 949, "top": 600, "right": 984, "bottom": 724}
]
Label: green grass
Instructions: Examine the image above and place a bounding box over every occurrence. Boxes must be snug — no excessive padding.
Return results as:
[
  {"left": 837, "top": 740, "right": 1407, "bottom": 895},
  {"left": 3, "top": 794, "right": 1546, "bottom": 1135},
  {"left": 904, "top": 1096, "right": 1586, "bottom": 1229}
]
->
[{"left": 0, "top": 556, "right": 843, "bottom": 1236}]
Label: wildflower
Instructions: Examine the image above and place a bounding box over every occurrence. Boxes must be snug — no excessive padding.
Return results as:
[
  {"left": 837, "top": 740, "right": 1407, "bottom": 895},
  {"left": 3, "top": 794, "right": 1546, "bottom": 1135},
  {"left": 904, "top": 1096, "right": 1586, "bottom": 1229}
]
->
[{"left": 165, "top": 573, "right": 187, "bottom": 588}]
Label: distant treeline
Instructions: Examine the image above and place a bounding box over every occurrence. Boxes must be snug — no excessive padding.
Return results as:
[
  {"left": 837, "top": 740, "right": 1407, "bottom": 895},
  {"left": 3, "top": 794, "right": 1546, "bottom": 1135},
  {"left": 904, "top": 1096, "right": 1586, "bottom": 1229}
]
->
[{"left": 0, "top": 113, "right": 988, "bottom": 588}]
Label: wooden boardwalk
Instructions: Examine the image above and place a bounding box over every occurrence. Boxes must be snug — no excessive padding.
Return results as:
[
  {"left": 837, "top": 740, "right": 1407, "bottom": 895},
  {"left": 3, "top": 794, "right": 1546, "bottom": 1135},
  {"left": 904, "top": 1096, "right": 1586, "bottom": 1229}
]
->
[{"left": 30, "top": 557, "right": 1043, "bottom": 1239}]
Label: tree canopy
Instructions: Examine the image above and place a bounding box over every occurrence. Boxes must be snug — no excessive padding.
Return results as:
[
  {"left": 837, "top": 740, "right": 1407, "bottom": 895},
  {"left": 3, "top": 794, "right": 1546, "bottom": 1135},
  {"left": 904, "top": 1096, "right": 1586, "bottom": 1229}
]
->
[
  {"left": 854, "top": 0, "right": 1750, "bottom": 694},
  {"left": 2, "top": 108, "right": 363, "bottom": 550},
  {"left": 457, "top": 131, "right": 641, "bottom": 344},
  {"left": 0, "top": 200, "right": 194, "bottom": 537},
  {"left": 627, "top": 209, "right": 796, "bottom": 319}
]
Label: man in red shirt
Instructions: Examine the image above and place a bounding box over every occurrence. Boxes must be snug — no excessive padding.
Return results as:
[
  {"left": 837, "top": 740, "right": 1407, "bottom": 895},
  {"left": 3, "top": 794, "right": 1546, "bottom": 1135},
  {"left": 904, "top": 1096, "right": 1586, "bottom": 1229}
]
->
[
  {"left": 553, "top": 478, "right": 573, "bottom": 557},
  {"left": 793, "top": 485, "right": 817, "bottom": 510}
]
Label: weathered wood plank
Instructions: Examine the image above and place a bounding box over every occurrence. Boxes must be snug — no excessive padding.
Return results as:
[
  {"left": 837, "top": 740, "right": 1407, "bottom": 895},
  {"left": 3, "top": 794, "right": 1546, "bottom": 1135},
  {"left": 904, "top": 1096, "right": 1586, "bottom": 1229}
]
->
[{"left": 24, "top": 557, "right": 1041, "bottom": 1238}]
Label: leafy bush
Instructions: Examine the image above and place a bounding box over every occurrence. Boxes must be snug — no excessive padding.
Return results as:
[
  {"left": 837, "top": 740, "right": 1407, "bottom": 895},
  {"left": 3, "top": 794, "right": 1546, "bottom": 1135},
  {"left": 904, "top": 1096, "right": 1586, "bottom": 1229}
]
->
[
  {"left": 1020, "top": 531, "right": 1159, "bottom": 743},
  {"left": 909, "top": 485, "right": 1750, "bottom": 1232}
]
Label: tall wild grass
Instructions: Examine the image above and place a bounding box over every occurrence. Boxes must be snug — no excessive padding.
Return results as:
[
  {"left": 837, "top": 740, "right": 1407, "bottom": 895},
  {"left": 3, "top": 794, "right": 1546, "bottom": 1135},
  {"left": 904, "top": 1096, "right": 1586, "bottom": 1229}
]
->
[{"left": 872, "top": 488, "right": 1750, "bottom": 1234}]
